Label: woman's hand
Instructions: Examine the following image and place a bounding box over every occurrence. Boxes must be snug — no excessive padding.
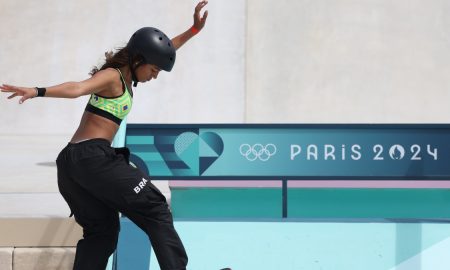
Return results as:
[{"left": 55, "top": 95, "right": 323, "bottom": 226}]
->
[
  {"left": 0, "top": 84, "right": 36, "bottom": 104},
  {"left": 193, "top": 1, "right": 208, "bottom": 32},
  {"left": 171, "top": 1, "right": 209, "bottom": 50}
]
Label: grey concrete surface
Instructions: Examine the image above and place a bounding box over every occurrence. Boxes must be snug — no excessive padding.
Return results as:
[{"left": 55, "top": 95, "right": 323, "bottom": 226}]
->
[
  {"left": 0, "top": 194, "right": 71, "bottom": 218},
  {"left": 0, "top": 248, "right": 13, "bottom": 270},
  {"left": 0, "top": 135, "right": 67, "bottom": 193},
  {"left": 13, "top": 248, "right": 75, "bottom": 270},
  {"left": 0, "top": 218, "right": 82, "bottom": 247}
]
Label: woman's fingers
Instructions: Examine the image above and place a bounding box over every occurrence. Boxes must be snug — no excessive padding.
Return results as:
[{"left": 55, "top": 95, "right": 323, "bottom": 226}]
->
[
  {"left": 1, "top": 84, "right": 16, "bottom": 89},
  {"left": 19, "top": 96, "right": 28, "bottom": 104},
  {"left": 1, "top": 84, "right": 21, "bottom": 92},
  {"left": 194, "top": 1, "right": 208, "bottom": 30},
  {"left": 2, "top": 84, "right": 26, "bottom": 100},
  {"left": 19, "top": 92, "right": 35, "bottom": 104},
  {"left": 7, "top": 93, "right": 18, "bottom": 99},
  {"left": 195, "top": 1, "right": 208, "bottom": 13},
  {"left": 1, "top": 84, "right": 34, "bottom": 104},
  {"left": 202, "top": 10, "right": 208, "bottom": 22},
  {"left": 1, "top": 88, "right": 18, "bottom": 93}
]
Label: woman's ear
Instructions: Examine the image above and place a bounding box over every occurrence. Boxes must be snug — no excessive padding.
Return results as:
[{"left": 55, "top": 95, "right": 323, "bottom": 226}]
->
[
  {"left": 133, "top": 61, "right": 143, "bottom": 69},
  {"left": 132, "top": 55, "right": 145, "bottom": 69}
]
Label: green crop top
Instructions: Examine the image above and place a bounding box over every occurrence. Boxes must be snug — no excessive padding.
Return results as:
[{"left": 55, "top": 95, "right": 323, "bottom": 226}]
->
[{"left": 85, "top": 69, "right": 133, "bottom": 125}]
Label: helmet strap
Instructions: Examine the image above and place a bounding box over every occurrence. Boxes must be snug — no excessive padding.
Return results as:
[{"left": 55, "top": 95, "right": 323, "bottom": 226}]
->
[{"left": 132, "top": 71, "right": 138, "bottom": 87}]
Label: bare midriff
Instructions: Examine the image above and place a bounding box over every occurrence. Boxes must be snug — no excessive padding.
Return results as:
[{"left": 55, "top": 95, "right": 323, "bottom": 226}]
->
[{"left": 70, "top": 111, "right": 119, "bottom": 143}]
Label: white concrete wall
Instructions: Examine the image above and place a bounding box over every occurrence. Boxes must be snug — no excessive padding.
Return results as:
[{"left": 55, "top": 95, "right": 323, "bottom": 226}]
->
[
  {"left": 1, "top": 0, "right": 449, "bottom": 135},
  {"left": 246, "top": 0, "right": 450, "bottom": 123},
  {"left": 0, "top": 0, "right": 246, "bottom": 135}
]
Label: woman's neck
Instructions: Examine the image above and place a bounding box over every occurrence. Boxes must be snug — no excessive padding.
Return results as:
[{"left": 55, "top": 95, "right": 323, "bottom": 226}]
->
[{"left": 119, "top": 66, "right": 133, "bottom": 88}]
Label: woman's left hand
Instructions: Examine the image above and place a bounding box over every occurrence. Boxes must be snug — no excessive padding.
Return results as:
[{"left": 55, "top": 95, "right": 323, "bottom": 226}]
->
[{"left": 193, "top": 1, "right": 208, "bottom": 32}]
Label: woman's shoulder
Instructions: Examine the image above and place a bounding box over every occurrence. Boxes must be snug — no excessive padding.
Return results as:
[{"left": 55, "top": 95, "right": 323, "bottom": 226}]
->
[
  {"left": 93, "top": 67, "right": 120, "bottom": 78},
  {"left": 91, "top": 68, "right": 123, "bottom": 97}
]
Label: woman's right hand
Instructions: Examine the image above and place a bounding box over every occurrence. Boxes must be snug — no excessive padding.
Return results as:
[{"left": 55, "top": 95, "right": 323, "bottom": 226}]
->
[
  {"left": 193, "top": 1, "right": 208, "bottom": 32},
  {"left": 0, "top": 84, "right": 36, "bottom": 104}
]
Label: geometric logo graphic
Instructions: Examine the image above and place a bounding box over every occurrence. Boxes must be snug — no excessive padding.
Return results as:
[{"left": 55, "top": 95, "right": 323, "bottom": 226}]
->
[
  {"left": 240, "top": 143, "right": 277, "bottom": 161},
  {"left": 174, "top": 131, "right": 224, "bottom": 175}
]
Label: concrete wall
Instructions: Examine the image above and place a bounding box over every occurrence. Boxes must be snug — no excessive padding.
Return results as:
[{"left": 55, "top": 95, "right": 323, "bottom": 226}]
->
[
  {"left": 246, "top": 0, "right": 450, "bottom": 123},
  {"left": 0, "top": 0, "right": 245, "bottom": 135},
  {"left": 1, "top": 0, "right": 449, "bottom": 132}
]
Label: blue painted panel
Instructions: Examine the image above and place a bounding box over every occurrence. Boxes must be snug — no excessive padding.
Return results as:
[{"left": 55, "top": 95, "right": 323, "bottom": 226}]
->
[{"left": 115, "top": 218, "right": 151, "bottom": 270}]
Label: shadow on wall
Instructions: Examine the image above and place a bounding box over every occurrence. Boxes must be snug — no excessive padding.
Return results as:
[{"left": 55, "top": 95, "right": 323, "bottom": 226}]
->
[{"left": 36, "top": 162, "right": 56, "bottom": 167}]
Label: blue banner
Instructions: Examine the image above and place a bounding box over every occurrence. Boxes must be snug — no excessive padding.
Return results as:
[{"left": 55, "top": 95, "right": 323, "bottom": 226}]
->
[{"left": 125, "top": 124, "right": 450, "bottom": 179}]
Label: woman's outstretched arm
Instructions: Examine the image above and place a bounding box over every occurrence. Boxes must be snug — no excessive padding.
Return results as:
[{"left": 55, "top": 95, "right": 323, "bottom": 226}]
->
[
  {"left": 1, "top": 68, "right": 117, "bottom": 104},
  {"left": 171, "top": 1, "right": 208, "bottom": 50}
]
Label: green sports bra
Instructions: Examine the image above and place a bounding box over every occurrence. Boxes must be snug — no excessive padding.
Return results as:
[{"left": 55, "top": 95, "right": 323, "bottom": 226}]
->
[{"left": 85, "top": 68, "right": 133, "bottom": 125}]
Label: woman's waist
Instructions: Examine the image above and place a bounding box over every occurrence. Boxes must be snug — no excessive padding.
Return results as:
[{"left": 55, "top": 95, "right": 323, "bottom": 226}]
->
[
  {"left": 71, "top": 112, "right": 119, "bottom": 143},
  {"left": 70, "top": 134, "right": 114, "bottom": 144},
  {"left": 58, "top": 137, "right": 130, "bottom": 164}
]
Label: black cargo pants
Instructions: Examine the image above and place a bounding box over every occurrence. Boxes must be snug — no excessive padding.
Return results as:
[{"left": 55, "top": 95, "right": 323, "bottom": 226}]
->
[{"left": 56, "top": 139, "right": 188, "bottom": 270}]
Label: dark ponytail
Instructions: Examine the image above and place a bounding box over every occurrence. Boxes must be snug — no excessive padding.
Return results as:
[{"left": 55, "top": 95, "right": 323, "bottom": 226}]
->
[
  {"left": 90, "top": 47, "right": 144, "bottom": 76},
  {"left": 90, "top": 47, "right": 127, "bottom": 76}
]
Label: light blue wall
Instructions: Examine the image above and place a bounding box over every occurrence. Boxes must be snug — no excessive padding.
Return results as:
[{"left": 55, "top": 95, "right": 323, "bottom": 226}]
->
[{"left": 144, "top": 220, "right": 450, "bottom": 270}]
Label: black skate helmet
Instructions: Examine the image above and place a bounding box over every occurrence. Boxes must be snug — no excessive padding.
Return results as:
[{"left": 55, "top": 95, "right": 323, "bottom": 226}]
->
[{"left": 127, "top": 27, "right": 176, "bottom": 86}]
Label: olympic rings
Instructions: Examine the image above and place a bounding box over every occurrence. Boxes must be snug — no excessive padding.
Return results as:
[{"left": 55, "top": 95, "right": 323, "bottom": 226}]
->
[{"left": 240, "top": 143, "right": 277, "bottom": 161}]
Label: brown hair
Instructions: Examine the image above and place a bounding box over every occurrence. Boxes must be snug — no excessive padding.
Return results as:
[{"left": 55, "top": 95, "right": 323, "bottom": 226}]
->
[{"left": 90, "top": 47, "right": 144, "bottom": 76}]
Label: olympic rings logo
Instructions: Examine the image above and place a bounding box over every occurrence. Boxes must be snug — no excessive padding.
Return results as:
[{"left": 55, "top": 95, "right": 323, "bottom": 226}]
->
[{"left": 239, "top": 144, "right": 277, "bottom": 161}]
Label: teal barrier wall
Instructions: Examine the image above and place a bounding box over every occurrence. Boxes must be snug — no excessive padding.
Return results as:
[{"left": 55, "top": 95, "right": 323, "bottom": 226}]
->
[
  {"left": 114, "top": 218, "right": 450, "bottom": 270},
  {"left": 171, "top": 188, "right": 282, "bottom": 218},
  {"left": 146, "top": 220, "right": 450, "bottom": 270},
  {"left": 170, "top": 187, "right": 450, "bottom": 219},
  {"left": 118, "top": 124, "right": 450, "bottom": 270},
  {"left": 288, "top": 188, "right": 450, "bottom": 219},
  {"left": 115, "top": 218, "right": 151, "bottom": 269},
  {"left": 125, "top": 124, "right": 450, "bottom": 179}
]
